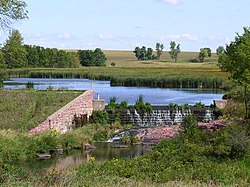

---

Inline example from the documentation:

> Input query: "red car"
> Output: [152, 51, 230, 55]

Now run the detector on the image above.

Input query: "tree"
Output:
[0, 0, 28, 30]
[155, 43, 164, 60]
[198, 48, 208, 62]
[218, 27, 250, 119]
[133, 46, 155, 60]
[78, 48, 106, 67]
[204, 47, 212, 57]
[169, 41, 181, 63]
[216, 46, 225, 56]
[2, 29, 27, 68]
[94, 48, 106, 66]
[133, 47, 141, 60]
[146, 47, 153, 60]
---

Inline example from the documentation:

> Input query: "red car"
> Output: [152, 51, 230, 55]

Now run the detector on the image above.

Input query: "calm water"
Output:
[22, 142, 149, 171]
[4, 78, 224, 105]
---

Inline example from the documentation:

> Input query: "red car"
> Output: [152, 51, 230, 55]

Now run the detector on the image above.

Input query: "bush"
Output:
[89, 110, 108, 125]
[111, 62, 116, 67]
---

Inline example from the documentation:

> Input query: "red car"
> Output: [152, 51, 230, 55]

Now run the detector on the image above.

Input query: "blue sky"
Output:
[0, 0, 249, 51]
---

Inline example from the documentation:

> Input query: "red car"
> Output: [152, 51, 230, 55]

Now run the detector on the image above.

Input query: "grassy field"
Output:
[0, 90, 82, 131]
[104, 50, 219, 67]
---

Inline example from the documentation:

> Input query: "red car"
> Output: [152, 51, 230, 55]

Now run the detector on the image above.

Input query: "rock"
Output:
[55, 148, 64, 155]
[85, 143, 96, 150]
[37, 153, 51, 159]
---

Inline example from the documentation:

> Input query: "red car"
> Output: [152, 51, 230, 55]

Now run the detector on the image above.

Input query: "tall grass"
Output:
[7, 65, 229, 89]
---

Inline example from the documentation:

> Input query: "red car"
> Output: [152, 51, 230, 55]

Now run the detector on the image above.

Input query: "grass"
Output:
[0, 90, 82, 131]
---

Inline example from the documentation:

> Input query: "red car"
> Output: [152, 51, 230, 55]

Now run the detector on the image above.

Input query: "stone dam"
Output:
[29, 90, 222, 135]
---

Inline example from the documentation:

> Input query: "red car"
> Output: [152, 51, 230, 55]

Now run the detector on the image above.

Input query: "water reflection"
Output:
[22, 142, 150, 171]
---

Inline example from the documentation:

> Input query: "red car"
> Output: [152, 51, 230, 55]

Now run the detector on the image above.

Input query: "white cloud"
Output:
[160, 0, 181, 5]
[160, 33, 198, 41]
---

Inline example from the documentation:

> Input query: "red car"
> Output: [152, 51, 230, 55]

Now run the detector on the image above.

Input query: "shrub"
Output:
[111, 62, 116, 67]
[89, 110, 108, 125]
[26, 81, 34, 89]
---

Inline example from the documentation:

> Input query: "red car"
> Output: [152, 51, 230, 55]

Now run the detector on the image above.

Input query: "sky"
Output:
[0, 0, 249, 52]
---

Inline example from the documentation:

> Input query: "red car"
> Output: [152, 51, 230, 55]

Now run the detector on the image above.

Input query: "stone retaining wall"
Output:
[28, 90, 94, 135]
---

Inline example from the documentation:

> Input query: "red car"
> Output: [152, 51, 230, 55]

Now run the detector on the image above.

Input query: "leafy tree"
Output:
[198, 48, 208, 62]
[2, 29, 27, 68]
[94, 48, 106, 66]
[23, 44, 39, 67]
[218, 27, 250, 118]
[146, 47, 153, 60]
[216, 46, 225, 56]
[78, 48, 106, 66]
[155, 43, 164, 60]
[133, 46, 156, 60]
[169, 41, 181, 63]
[0, 0, 28, 30]
[204, 47, 212, 57]
[133, 47, 141, 60]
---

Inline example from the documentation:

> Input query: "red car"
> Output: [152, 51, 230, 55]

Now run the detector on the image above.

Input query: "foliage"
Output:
[78, 48, 106, 66]
[1, 120, 250, 186]
[59, 121, 250, 187]
[133, 46, 156, 60]
[169, 41, 181, 63]
[193, 102, 205, 108]
[0, 0, 28, 30]
[218, 27, 250, 118]
[23, 45, 80, 68]
[216, 46, 225, 56]
[204, 47, 212, 57]
[155, 43, 164, 60]
[135, 95, 152, 116]
[111, 62, 116, 67]
[26, 81, 34, 89]
[0, 49, 6, 69]
[89, 110, 108, 125]
[198, 48, 209, 62]
[2, 29, 28, 68]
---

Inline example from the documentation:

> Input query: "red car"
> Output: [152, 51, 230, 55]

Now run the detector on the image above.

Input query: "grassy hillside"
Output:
[104, 50, 219, 67]
[0, 90, 82, 131]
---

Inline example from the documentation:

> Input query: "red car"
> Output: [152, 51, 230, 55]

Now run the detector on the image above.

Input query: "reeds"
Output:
[6, 67, 228, 89]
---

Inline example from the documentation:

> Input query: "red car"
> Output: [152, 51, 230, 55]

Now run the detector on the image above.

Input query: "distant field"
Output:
[64, 50, 219, 67]
[0, 90, 82, 131]
[104, 50, 219, 67]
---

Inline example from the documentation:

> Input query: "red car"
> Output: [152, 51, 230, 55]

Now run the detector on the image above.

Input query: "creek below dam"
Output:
[4, 78, 224, 105]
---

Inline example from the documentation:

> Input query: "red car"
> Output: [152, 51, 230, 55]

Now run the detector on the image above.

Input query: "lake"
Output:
[3, 78, 224, 105]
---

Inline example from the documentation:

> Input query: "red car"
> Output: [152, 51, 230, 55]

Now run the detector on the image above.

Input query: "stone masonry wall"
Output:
[28, 90, 94, 135]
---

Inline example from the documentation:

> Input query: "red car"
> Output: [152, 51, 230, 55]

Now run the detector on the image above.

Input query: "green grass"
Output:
[0, 90, 83, 131]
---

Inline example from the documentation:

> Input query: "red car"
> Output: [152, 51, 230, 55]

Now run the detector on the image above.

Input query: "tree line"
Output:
[0, 30, 107, 69]
[133, 41, 225, 63]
